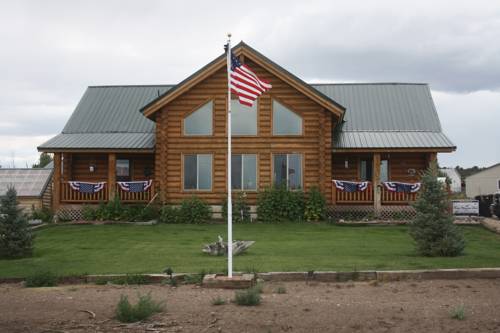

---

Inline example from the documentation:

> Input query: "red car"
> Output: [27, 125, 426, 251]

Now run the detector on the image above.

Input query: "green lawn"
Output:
[1, 224, 500, 278]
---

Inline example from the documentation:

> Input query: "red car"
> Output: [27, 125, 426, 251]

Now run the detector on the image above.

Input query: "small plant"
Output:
[222, 193, 251, 223]
[159, 206, 181, 223]
[450, 305, 465, 320]
[178, 196, 211, 224]
[275, 286, 287, 294]
[234, 287, 261, 306]
[253, 282, 264, 294]
[115, 293, 164, 323]
[211, 296, 226, 305]
[25, 270, 58, 287]
[184, 273, 204, 285]
[304, 186, 326, 222]
[81, 205, 97, 221]
[30, 206, 54, 223]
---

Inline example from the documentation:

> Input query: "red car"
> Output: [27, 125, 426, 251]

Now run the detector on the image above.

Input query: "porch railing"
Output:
[60, 181, 154, 203]
[332, 182, 374, 204]
[61, 181, 108, 203]
[381, 186, 418, 205]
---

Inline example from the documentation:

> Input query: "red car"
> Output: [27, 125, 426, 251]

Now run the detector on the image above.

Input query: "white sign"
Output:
[452, 200, 479, 215]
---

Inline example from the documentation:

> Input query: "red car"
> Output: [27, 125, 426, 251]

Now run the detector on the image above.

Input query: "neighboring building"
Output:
[38, 42, 456, 218]
[465, 163, 500, 198]
[0, 168, 53, 211]
[440, 168, 462, 193]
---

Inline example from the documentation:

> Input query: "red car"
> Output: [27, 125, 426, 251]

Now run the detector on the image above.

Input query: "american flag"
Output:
[117, 180, 153, 193]
[227, 49, 272, 107]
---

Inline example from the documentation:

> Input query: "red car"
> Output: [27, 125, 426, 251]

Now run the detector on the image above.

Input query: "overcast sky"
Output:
[0, 0, 499, 168]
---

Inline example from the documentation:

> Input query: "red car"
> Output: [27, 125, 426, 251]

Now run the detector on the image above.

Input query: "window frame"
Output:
[182, 153, 213, 191]
[497, 179, 500, 190]
[272, 152, 304, 190]
[182, 98, 215, 137]
[116, 159, 131, 181]
[228, 97, 259, 137]
[231, 153, 258, 191]
[271, 97, 304, 136]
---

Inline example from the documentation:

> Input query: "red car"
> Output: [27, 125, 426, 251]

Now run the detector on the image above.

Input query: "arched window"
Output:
[272, 100, 302, 135]
[184, 101, 213, 136]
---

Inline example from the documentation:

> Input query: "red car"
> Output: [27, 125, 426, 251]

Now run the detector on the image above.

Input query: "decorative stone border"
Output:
[3, 268, 500, 286]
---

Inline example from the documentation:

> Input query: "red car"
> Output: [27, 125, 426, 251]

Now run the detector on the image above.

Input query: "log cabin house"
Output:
[38, 42, 456, 219]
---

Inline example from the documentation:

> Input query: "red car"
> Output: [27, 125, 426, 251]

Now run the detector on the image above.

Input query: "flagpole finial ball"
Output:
[227, 33, 232, 38]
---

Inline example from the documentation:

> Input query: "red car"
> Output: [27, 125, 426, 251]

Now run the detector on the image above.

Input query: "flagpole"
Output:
[226, 33, 233, 278]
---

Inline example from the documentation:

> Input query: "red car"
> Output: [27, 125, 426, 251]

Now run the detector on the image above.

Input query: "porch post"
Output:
[53, 152, 61, 212]
[108, 153, 116, 201]
[373, 153, 381, 216]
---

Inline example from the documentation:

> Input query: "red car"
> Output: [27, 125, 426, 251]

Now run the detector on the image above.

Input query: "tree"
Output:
[32, 152, 52, 168]
[0, 187, 35, 258]
[409, 164, 465, 257]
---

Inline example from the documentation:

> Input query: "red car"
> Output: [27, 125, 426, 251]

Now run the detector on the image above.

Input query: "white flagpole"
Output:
[226, 33, 233, 278]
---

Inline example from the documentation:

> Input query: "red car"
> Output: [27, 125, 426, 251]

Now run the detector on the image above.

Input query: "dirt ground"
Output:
[1, 279, 500, 333]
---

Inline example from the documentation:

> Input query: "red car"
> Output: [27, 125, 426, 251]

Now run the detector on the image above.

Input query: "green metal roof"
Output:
[39, 81, 455, 151]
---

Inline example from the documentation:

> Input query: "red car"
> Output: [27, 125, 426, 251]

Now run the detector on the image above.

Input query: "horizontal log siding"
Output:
[155, 60, 336, 204]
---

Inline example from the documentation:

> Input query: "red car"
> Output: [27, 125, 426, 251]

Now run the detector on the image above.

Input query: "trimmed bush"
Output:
[30, 206, 54, 223]
[178, 196, 211, 224]
[115, 293, 164, 323]
[410, 164, 465, 257]
[257, 186, 305, 223]
[222, 192, 251, 223]
[25, 270, 58, 287]
[304, 186, 326, 222]
[82, 205, 97, 221]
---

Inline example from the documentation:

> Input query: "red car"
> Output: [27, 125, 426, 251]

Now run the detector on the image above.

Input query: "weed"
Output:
[275, 286, 287, 294]
[211, 296, 226, 305]
[234, 287, 261, 306]
[115, 293, 164, 323]
[25, 270, 58, 288]
[450, 305, 465, 320]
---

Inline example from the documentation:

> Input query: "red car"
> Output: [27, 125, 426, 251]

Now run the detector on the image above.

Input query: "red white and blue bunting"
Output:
[383, 181, 421, 193]
[333, 180, 369, 192]
[69, 181, 105, 194]
[117, 180, 153, 193]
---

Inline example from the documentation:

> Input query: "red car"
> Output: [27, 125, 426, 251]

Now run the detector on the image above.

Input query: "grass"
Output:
[1, 224, 500, 277]
[234, 286, 262, 306]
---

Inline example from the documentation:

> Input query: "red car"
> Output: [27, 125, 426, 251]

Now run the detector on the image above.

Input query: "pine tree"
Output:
[0, 187, 35, 258]
[409, 164, 465, 256]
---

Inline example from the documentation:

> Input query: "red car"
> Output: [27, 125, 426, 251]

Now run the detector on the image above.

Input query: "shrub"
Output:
[257, 186, 305, 223]
[82, 205, 97, 221]
[178, 196, 211, 224]
[121, 205, 159, 222]
[115, 293, 164, 323]
[409, 164, 465, 257]
[450, 305, 465, 320]
[222, 192, 251, 223]
[25, 270, 58, 287]
[234, 287, 261, 306]
[211, 296, 226, 305]
[30, 206, 54, 223]
[0, 187, 35, 258]
[304, 186, 326, 222]
[159, 206, 181, 224]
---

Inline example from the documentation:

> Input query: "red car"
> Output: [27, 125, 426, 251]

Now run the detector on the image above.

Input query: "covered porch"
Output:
[331, 151, 437, 210]
[52, 152, 156, 209]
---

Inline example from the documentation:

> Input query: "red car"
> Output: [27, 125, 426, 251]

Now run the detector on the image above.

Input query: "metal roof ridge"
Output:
[87, 84, 176, 88]
[338, 130, 442, 133]
[310, 82, 428, 86]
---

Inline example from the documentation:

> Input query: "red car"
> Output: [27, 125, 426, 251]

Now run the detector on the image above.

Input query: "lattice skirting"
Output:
[327, 205, 416, 221]
[56, 205, 94, 221]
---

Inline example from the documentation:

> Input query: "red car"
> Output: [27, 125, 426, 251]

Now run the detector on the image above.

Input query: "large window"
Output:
[273, 153, 302, 189]
[232, 154, 257, 190]
[183, 154, 212, 190]
[272, 100, 302, 135]
[184, 101, 213, 135]
[231, 99, 257, 135]
[116, 159, 130, 181]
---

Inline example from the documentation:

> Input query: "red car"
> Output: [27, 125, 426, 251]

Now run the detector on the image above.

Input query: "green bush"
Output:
[121, 205, 159, 222]
[82, 205, 97, 221]
[222, 193, 251, 223]
[257, 186, 305, 223]
[30, 206, 54, 223]
[159, 206, 181, 224]
[234, 287, 261, 306]
[304, 186, 326, 222]
[410, 164, 465, 257]
[115, 293, 164, 323]
[178, 196, 211, 224]
[25, 270, 58, 287]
